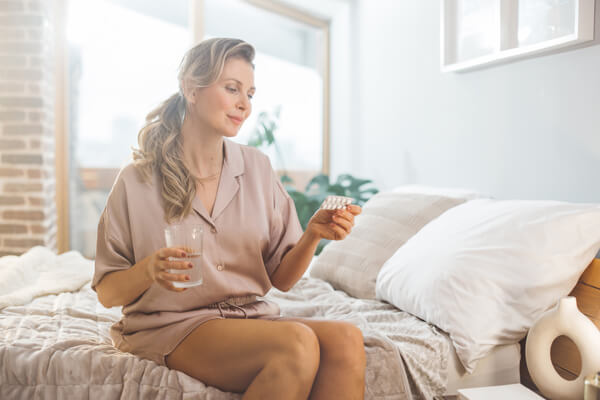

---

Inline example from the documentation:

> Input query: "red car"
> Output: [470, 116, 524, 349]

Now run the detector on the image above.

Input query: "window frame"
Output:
[440, 0, 595, 72]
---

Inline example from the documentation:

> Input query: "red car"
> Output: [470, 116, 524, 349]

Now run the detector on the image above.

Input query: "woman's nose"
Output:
[237, 96, 249, 111]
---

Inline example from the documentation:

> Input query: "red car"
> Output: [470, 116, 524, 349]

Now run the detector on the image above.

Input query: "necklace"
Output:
[194, 171, 220, 189]
[195, 171, 220, 181]
[191, 150, 224, 184]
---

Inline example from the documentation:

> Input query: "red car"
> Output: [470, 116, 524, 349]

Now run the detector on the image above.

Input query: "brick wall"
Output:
[0, 0, 56, 256]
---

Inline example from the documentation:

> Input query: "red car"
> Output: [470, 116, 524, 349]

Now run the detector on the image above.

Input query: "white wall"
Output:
[346, 0, 600, 202]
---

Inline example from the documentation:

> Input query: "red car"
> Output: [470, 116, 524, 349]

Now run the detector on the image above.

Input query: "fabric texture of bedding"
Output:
[376, 198, 600, 373]
[391, 184, 489, 200]
[0, 272, 451, 400]
[0, 246, 92, 309]
[310, 191, 467, 299]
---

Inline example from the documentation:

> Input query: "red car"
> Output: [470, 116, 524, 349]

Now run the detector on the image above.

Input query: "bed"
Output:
[1, 187, 599, 399]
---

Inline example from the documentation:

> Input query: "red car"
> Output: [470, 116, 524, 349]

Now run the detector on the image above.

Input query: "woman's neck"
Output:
[180, 115, 224, 179]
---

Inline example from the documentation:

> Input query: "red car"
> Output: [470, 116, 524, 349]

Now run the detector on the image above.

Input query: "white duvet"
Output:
[0, 248, 450, 399]
[0, 247, 93, 309]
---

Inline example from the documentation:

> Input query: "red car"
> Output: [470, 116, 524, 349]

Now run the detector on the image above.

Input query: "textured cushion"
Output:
[309, 191, 467, 299]
[392, 184, 488, 200]
[376, 198, 600, 373]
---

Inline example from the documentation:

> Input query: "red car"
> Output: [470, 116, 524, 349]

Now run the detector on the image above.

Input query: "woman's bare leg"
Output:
[166, 318, 320, 400]
[293, 319, 366, 400]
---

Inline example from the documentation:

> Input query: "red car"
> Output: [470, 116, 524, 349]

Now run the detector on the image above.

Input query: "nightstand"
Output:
[456, 383, 544, 399]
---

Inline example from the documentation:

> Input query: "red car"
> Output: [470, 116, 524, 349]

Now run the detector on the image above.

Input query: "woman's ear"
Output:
[182, 81, 196, 105]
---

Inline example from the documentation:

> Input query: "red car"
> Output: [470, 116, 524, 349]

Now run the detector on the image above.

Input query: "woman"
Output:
[93, 38, 365, 400]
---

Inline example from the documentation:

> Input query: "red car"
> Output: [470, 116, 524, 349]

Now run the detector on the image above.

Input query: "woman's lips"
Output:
[228, 115, 243, 124]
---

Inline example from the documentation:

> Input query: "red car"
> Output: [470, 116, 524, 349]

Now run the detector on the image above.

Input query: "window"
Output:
[441, 0, 595, 72]
[65, 0, 192, 258]
[56, 0, 331, 256]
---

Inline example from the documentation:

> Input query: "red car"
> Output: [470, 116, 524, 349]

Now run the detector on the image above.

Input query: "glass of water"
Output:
[164, 224, 203, 287]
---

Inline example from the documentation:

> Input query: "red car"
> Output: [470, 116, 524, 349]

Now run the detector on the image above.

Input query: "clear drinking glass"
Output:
[164, 224, 203, 288]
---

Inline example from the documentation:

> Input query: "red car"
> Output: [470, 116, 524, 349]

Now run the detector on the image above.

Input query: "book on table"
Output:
[457, 384, 544, 400]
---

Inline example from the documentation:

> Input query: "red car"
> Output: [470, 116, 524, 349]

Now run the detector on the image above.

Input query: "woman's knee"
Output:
[328, 323, 366, 371]
[274, 322, 320, 377]
[284, 322, 320, 362]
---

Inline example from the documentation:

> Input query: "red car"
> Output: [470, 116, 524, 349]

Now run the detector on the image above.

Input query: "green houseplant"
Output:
[247, 108, 378, 254]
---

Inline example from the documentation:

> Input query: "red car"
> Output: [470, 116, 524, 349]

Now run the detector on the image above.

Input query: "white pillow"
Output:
[375, 198, 600, 373]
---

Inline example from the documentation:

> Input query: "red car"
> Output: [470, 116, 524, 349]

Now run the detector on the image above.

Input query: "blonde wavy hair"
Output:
[132, 38, 255, 223]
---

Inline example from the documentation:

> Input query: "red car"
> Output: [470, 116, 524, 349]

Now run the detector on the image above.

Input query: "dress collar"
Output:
[191, 139, 245, 225]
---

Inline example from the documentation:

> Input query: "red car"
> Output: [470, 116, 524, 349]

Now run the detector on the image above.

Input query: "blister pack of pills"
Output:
[320, 195, 354, 210]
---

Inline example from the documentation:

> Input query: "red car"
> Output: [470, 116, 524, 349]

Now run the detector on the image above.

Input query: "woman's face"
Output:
[189, 57, 255, 138]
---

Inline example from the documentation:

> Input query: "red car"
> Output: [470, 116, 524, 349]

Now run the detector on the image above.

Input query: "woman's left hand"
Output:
[306, 204, 362, 241]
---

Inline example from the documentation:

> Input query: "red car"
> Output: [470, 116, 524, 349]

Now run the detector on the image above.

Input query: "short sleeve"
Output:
[91, 178, 135, 291]
[264, 172, 303, 277]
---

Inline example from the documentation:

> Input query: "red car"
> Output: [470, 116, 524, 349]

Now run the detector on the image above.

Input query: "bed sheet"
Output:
[1, 276, 451, 399]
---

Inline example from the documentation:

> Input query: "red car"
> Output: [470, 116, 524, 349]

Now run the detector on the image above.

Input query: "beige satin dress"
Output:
[92, 139, 303, 365]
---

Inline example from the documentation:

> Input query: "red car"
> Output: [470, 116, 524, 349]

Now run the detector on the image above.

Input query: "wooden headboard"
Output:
[520, 258, 600, 391]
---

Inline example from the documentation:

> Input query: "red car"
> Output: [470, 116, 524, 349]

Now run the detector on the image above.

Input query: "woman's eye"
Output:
[248, 94, 254, 100]
[226, 86, 237, 93]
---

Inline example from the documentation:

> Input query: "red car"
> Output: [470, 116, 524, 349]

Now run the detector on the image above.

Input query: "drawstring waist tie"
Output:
[207, 295, 258, 318]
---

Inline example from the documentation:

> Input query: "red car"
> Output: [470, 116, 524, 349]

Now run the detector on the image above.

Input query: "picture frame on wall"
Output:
[440, 0, 595, 72]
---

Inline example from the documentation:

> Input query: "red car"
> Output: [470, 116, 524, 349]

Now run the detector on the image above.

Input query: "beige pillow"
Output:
[309, 191, 467, 299]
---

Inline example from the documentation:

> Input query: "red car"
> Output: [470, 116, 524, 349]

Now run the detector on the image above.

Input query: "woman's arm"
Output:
[270, 230, 320, 292]
[95, 257, 153, 308]
[96, 248, 191, 308]
[271, 204, 361, 292]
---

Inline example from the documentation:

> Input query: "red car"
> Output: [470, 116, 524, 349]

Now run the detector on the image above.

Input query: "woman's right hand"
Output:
[145, 247, 192, 292]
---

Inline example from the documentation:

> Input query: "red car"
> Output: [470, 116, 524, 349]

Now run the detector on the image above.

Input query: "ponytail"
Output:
[133, 92, 195, 222]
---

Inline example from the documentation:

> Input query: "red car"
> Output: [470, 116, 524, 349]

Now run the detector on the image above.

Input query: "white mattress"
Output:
[444, 342, 521, 395]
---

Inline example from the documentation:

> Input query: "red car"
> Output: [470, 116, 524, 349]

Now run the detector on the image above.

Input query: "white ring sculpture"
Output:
[526, 297, 600, 400]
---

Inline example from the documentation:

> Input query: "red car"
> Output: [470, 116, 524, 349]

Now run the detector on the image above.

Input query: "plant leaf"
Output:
[305, 174, 330, 193]
[280, 174, 294, 184]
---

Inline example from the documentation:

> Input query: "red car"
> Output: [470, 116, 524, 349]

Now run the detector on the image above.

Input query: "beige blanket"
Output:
[0, 270, 449, 399]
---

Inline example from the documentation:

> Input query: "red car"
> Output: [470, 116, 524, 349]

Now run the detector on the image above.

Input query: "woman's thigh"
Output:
[165, 318, 318, 393]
